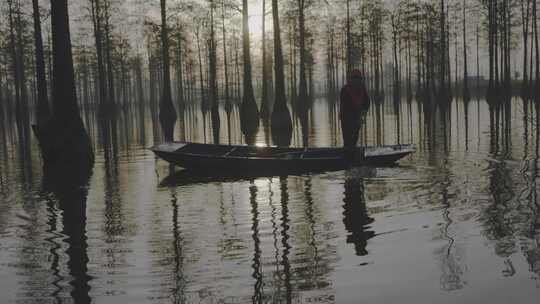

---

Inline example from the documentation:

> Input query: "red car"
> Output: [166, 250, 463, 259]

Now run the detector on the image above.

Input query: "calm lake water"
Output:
[1, 98, 540, 303]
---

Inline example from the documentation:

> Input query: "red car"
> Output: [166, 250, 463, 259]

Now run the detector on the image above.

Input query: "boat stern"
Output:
[149, 142, 188, 153]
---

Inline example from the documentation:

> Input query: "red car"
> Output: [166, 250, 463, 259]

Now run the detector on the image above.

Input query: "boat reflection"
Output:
[158, 167, 336, 188]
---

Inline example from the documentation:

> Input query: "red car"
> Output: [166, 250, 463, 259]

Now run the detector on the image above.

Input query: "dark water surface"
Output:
[1, 98, 540, 303]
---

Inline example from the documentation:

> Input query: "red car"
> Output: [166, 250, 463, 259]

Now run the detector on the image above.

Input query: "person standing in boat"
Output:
[340, 69, 370, 161]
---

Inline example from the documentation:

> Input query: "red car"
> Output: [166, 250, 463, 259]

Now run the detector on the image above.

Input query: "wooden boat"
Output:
[159, 166, 377, 187]
[150, 142, 415, 172]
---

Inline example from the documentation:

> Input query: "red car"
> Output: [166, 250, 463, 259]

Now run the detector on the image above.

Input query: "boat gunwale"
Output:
[155, 149, 414, 162]
[151, 142, 416, 161]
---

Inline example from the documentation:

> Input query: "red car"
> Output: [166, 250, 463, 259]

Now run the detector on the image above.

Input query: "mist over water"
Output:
[1, 97, 540, 303]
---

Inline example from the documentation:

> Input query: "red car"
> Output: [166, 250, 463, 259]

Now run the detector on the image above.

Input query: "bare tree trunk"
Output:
[16, 4, 29, 128]
[454, 31, 458, 90]
[298, 0, 308, 115]
[289, 26, 294, 101]
[32, 0, 51, 124]
[119, 44, 127, 107]
[0, 67, 5, 147]
[462, 0, 470, 101]
[103, 0, 116, 110]
[148, 46, 158, 129]
[209, 0, 220, 143]
[487, 0, 494, 103]
[271, 0, 292, 146]
[240, 0, 259, 142]
[135, 55, 145, 107]
[7, 0, 31, 150]
[234, 34, 241, 100]
[195, 27, 207, 113]
[476, 24, 480, 94]
[494, 0, 500, 96]
[33, 0, 94, 176]
[326, 27, 334, 97]
[297, 0, 309, 146]
[176, 31, 184, 113]
[159, 0, 177, 142]
[439, 0, 447, 99]
[261, 0, 270, 121]
[415, 15, 422, 98]
[391, 14, 400, 103]
[521, 0, 531, 98]
[291, 25, 298, 103]
[346, 0, 352, 74]
[534, 0, 540, 101]
[222, 0, 231, 113]
[90, 0, 108, 116]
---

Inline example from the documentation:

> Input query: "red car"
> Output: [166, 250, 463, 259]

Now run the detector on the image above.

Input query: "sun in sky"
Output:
[247, 1, 264, 37]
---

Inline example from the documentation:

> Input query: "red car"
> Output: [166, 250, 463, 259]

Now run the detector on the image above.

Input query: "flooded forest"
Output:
[1, 0, 540, 303]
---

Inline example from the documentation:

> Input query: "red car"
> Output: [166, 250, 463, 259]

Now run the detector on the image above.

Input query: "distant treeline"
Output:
[0, 0, 539, 148]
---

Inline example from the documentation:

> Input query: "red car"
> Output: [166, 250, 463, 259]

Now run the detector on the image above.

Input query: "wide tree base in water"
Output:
[33, 117, 94, 184]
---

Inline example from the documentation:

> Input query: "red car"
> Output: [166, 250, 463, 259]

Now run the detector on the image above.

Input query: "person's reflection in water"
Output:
[439, 173, 466, 291]
[169, 188, 187, 303]
[342, 176, 375, 256]
[43, 175, 92, 304]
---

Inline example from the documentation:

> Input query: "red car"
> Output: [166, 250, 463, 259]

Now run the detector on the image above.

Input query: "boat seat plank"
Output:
[223, 147, 238, 157]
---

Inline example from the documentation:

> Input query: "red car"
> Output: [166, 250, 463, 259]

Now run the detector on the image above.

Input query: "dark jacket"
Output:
[340, 84, 370, 121]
